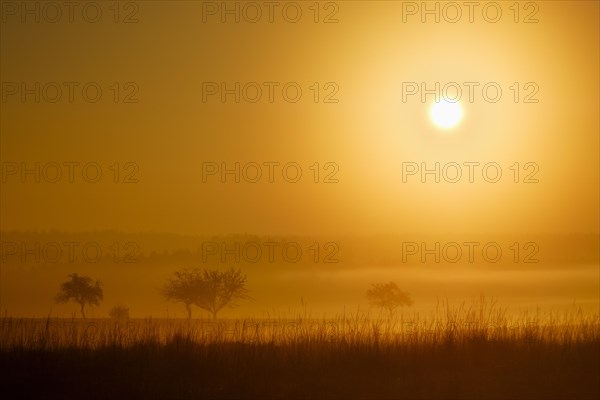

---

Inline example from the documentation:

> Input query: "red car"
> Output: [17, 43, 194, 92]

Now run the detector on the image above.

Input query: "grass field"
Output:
[1, 298, 598, 399]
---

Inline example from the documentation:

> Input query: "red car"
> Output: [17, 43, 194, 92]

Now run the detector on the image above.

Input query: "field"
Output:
[1, 298, 598, 399]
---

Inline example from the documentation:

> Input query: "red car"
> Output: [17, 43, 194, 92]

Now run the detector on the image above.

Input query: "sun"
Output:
[429, 99, 463, 129]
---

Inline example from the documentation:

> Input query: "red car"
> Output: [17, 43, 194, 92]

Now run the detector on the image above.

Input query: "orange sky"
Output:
[1, 1, 598, 237]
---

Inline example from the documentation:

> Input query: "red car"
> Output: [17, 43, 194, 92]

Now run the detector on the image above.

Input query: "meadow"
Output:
[1, 298, 598, 399]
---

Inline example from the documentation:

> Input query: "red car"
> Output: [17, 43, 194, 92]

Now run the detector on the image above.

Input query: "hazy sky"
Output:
[1, 1, 598, 237]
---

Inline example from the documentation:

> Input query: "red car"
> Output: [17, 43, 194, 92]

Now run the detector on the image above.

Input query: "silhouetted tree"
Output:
[55, 273, 103, 318]
[162, 269, 202, 319]
[366, 282, 413, 318]
[162, 268, 250, 319]
[197, 268, 251, 319]
[109, 305, 130, 320]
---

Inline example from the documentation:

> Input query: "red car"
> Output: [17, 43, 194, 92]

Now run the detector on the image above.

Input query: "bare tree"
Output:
[366, 282, 413, 318]
[55, 273, 103, 318]
[196, 268, 251, 319]
[162, 268, 251, 319]
[162, 269, 203, 319]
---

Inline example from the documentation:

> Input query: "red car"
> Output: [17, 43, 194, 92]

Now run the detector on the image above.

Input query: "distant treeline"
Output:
[1, 230, 597, 268]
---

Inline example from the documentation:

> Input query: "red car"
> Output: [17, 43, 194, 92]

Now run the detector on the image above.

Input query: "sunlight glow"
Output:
[429, 99, 463, 129]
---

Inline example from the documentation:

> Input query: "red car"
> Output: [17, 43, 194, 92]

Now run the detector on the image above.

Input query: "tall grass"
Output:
[2, 297, 597, 349]
[1, 297, 598, 399]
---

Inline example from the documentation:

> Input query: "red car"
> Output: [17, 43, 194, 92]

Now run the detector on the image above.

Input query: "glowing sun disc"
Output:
[429, 100, 463, 129]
